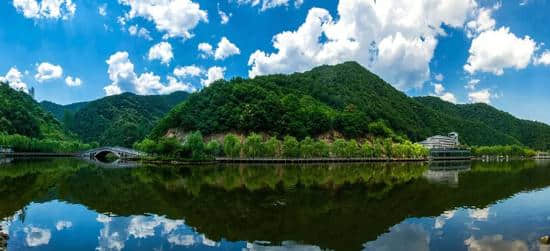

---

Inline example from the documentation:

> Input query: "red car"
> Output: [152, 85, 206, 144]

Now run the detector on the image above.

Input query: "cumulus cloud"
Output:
[65, 76, 82, 87]
[248, 0, 479, 89]
[118, 0, 208, 39]
[98, 4, 107, 16]
[128, 25, 152, 40]
[198, 43, 214, 58]
[468, 89, 493, 104]
[148, 42, 174, 65]
[104, 51, 194, 95]
[218, 4, 230, 24]
[434, 73, 444, 82]
[24, 226, 51, 247]
[465, 4, 499, 38]
[13, 0, 76, 20]
[174, 65, 202, 77]
[0, 67, 28, 92]
[431, 83, 457, 103]
[198, 38, 240, 60]
[464, 27, 536, 75]
[201, 66, 225, 87]
[35, 62, 63, 82]
[534, 50, 550, 66]
[214, 37, 241, 60]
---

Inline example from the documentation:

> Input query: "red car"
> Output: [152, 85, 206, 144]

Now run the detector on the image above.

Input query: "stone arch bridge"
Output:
[81, 147, 144, 161]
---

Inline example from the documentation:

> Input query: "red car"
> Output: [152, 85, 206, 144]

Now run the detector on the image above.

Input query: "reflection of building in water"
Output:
[423, 161, 471, 187]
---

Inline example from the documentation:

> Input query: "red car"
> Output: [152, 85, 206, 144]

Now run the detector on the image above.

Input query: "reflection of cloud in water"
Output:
[95, 213, 197, 251]
[24, 226, 52, 247]
[363, 223, 430, 251]
[201, 234, 218, 247]
[469, 208, 490, 221]
[434, 210, 456, 229]
[167, 234, 195, 246]
[245, 241, 322, 251]
[464, 235, 528, 251]
[1, 210, 22, 234]
[56, 220, 73, 231]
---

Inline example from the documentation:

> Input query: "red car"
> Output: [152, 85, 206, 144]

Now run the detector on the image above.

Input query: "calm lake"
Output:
[1, 158, 550, 251]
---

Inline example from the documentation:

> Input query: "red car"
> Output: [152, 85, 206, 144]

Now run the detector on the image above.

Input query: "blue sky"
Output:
[1, 0, 550, 124]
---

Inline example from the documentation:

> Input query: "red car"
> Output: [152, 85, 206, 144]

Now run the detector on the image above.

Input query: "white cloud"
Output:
[434, 73, 444, 82]
[201, 66, 225, 87]
[148, 42, 174, 65]
[118, 0, 208, 39]
[468, 89, 492, 104]
[431, 83, 457, 103]
[65, 76, 82, 87]
[465, 4, 499, 38]
[198, 43, 214, 58]
[98, 4, 107, 16]
[0, 67, 28, 92]
[218, 4, 230, 24]
[105, 51, 195, 95]
[174, 65, 202, 77]
[128, 25, 152, 40]
[464, 235, 528, 251]
[168, 234, 196, 246]
[464, 27, 536, 75]
[534, 50, 550, 66]
[13, 0, 76, 20]
[237, 0, 304, 11]
[199, 38, 241, 60]
[248, 0, 478, 90]
[35, 62, 63, 82]
[465, 79, 480, 90]
[56, 221, 73, 231]
[24, 226, 51, 247]
[214, 37, 241, 60]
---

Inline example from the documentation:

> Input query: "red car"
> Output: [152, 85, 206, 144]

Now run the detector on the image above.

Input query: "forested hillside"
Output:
[150, 62, 548, 149]
[415, 96, 550, 149]
[64, 91, 189, 147]
[0, 83, 67, 140]
[40, 100, 89, 121]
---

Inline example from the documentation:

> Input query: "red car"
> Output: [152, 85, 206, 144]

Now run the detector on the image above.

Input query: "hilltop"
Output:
[48, 91, 189, 147]
[150, 62, 549, 149]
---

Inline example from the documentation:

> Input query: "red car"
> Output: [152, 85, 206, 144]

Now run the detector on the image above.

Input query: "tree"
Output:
[332, 139, 348, 158]
[206, 140, 222, 157]
[282, 135, 300, 158]
[263, 136, 282, 157]
[313, 140, 330, 157]
[243, 133, 264, 158]
[184, 131, 206, 160]
[361, 142, 374, 158]
[223, 134, 241, 158]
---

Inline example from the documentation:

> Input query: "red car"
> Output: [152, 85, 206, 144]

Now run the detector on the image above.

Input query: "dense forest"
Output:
[0, 83, 92, 152]
[40, 100, 89, 121]
[150, 62, 548, 149]
[47, 91, 189, 147]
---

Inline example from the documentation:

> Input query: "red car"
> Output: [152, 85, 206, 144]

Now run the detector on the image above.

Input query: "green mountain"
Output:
[150, 62, 549, 149]
[62, 91, 189, 147]
[415, 96, 550, 149]
[0, 83, 68, 140]
[40, 100, 89, 121]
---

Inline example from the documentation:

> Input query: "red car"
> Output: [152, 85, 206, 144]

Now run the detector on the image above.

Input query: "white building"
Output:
[419, 132, 460, 149]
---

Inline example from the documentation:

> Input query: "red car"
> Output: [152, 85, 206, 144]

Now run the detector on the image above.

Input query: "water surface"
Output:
[1, 158, 550, 250]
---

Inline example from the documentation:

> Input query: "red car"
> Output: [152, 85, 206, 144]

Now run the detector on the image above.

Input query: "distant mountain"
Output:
[415, 96, 550, 150]
[150, 62, 549, 149]
[59, 91, 189, 147]
[40, 100, 89, 121]
[0, 83, 69, 140]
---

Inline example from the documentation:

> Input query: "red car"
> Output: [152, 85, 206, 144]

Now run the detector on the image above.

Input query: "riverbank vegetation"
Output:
[0, 133, 96, 152]
[471, 145, 536, 158]
[134, 131, 430, 161]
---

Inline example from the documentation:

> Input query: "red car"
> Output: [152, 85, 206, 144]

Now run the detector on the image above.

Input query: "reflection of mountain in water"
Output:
[0, 159, 548, 250]
[423, 161, 472, 187]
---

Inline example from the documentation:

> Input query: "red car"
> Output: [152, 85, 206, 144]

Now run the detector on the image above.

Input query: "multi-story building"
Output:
[419, 132, 460, 149]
